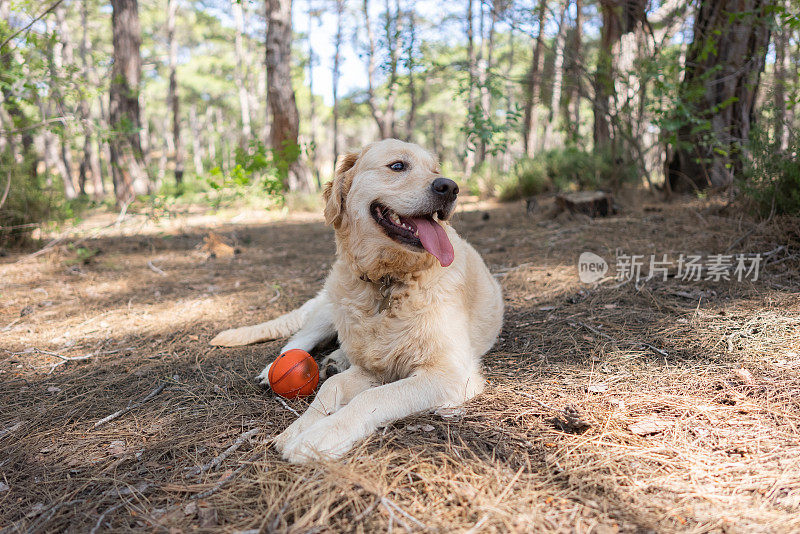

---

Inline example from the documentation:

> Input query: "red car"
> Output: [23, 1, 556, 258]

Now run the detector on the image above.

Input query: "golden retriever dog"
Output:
[211, 139, 503, 462]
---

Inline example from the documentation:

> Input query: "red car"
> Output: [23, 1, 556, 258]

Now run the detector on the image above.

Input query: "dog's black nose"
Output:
[431, 178, 459, 200]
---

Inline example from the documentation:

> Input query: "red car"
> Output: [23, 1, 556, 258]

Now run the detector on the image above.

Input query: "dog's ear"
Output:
[323, 152, 359, 228]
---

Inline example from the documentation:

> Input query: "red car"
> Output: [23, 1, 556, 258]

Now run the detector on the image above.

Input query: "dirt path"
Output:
[1, 197, 799, 532]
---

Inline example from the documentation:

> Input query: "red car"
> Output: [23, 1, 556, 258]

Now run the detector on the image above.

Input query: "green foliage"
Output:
[498, 157, 550, 201]
[647, 49, 720, 163]
[0, 153, 69, 247]
[458, 73, 522, 159]
[499, 147, 638, 201]
[741, 127, 800, 217]
[205, 140, 286, 208]
[462, 163, 506, 198]
[64, 244, 99, 266]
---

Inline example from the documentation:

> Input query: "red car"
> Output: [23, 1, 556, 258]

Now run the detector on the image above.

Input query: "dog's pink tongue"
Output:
[410, 217, 454, 267]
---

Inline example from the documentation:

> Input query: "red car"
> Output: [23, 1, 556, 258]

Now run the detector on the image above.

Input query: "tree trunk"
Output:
[265, 0, 313, 191]
[362, 0, 400, 139]
[476, 1, 496, 165]
[332, 0, 344, 176]
[382, 0, 402, 138]
[156, 116, 169, 184]
[363, 0, 382, 136]
[78, 0, 104, 199]
[501, 26, 516, 172]
[98, 93, 114, 187]
[307, 9, 321, 186]
[53, 6, 77, 199]
[592, 0, 646, 157]
[568, 0, 582, 142]
[215, 107, 230, 175]
[464, 0, 476, 176]
[523, 0, 547, 157]
[405, 7, 417, 141]
[542, 1, 568, 151]
[188, 104, 204, 176]
[233, 0, 252, 145]
[205, 106, 217, 166]
[257, 55, 270, 143]
[773, 5, 790, 151]
[593, 1, 621, 151]
[109, 0, 149, 205]
[167, 0, 184, 186]
[665, 0, 771, 192]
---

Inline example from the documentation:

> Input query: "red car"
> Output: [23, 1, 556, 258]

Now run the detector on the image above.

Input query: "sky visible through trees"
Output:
[0, 0, 798, 234]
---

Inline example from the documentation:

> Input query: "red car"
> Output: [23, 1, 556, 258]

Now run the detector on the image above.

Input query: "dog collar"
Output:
[359, 274, 395, 313]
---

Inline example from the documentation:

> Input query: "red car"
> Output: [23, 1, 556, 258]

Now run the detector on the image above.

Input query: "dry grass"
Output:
[0, 195, 798, 533]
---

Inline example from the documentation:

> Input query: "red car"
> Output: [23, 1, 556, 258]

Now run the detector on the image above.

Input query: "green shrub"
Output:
[462, 162, 506, 198]
[204, 140, 286, 209]
[499, 147, 638, 201]
[498, 157, 550, 201]
[742, 127, 800, 217]
[0, 152, 70, 247]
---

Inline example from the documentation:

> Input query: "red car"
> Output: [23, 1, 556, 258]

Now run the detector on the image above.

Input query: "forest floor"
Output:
[1, 193, 799, 533]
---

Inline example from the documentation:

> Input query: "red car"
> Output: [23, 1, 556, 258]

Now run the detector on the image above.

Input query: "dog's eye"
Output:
[388, 161, 406, 172]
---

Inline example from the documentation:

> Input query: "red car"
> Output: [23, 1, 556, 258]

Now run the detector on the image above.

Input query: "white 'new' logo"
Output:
[578, 252, 608, 283]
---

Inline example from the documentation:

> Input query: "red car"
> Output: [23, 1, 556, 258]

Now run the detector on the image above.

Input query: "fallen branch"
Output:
[19, 498, 84, 534]
[93, 382, 168, 429]
[0, 318, 21, 332]
[24, 236, 67, 259]
[571, 321, 669, 358]
[3, 347, 104, 374]
[190, 450, 260, 500]
[0, 422, 22, 439]
[187, 427, 260, 477]
[33, 347, 97, 362]
[275, 396, 300, 417]
[21, 202, 134, 262]
[147, 260, 166, 276]
[516, 391, 560, 413]
[89, 501, 126, 534]
[90, 482, 152, 534]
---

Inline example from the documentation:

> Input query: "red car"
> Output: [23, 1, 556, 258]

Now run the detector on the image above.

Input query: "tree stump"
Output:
[555, 191, 615, 218]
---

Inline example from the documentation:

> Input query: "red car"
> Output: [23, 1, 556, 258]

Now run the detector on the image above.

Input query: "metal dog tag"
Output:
[378, 276, 393, 313]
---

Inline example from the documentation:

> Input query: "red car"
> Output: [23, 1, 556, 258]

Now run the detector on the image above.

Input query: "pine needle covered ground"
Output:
[1, 196, 799, 533]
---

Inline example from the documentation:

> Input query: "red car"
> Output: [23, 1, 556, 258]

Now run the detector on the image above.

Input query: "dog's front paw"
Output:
[273, 417, 307, 454]
[210, 326, 259, 347]
[280, 419, 362, 463]
[319, 353, 350, 380]
[255, 363, 272, 386]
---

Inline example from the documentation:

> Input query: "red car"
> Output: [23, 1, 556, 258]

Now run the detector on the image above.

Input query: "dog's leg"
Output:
[254, 297, 338, 385]
[273, 363, 376, 453]
[210, 290, 331, 347]
[281, 362, 483, 463]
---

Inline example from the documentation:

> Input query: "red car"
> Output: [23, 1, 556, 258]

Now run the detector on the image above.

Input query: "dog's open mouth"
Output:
[370, 202, 455, 267]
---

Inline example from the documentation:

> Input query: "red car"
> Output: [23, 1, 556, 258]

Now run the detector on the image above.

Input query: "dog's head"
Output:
[323, 139, 459, 278]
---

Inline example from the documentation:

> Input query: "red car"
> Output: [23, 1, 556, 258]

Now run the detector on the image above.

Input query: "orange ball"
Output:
[268, 349, 319, 399]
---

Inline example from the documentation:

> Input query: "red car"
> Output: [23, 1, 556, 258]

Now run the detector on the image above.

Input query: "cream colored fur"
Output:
[211, 139, 503, 462]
